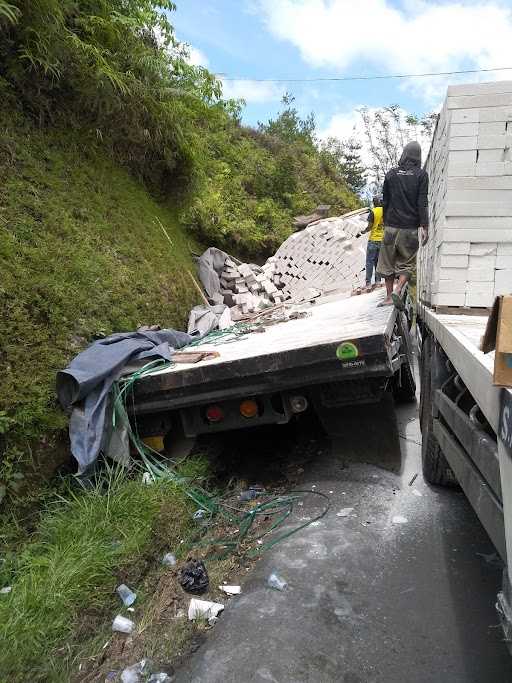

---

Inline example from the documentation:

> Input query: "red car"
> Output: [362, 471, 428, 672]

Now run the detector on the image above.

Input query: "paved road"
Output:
[176, 381, 512, 682]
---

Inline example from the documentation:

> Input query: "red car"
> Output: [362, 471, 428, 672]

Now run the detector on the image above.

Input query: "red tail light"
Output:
[206, 405, 224, 423]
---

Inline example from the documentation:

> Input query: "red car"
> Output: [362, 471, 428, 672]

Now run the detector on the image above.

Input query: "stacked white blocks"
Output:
[418, 81, 512, 308]
[215, 209, 369, 314]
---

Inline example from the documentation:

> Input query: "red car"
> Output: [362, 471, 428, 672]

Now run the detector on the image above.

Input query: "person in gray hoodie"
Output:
[377, 141, 429, 307]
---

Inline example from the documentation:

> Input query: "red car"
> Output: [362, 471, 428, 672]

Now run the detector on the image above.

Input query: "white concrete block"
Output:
[477, 149, 506, 163]
[448, 93, 512, 110]
[446, 202, 512, 217]
[448, 189, 512, 202]
[465, 290, 494, 307]
[477, 134, 512, 150]
[447, 175, 512, 190]
[495, 269, 512, 294]
[466, 280, 495, 294]
[447, 162, 476, 177]
[445, 216, 512, 229]
[451, 108, 480, 124]
[469, 243, 496, 256]
[480, 106, 512, 122]
[433, 280, 467, 293]
[449, 136, 478, 151]
[448, 82, 512, 97]
[479, 121, 507, 135]
[496, 254, 512, 268]
[439, 242, 470, 255]
[443, 229, 512, 242]
[469, 254, 496, 269]
[467, 268, 495, 282]
[437, 267, 469, 281]
[450, 123, 479, 137]
[433, 292, 466, 306]
[439, 254, 468, 269]
[497, 243, 512, 255]
[448, 150, 477, 164]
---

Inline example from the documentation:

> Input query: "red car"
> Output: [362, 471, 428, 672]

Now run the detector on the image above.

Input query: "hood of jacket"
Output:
[399, 141, 422, 169]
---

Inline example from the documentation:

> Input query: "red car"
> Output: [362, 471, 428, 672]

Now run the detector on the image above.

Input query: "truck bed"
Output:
[132, 288, 399, 414]
[420, 306, 500, 431]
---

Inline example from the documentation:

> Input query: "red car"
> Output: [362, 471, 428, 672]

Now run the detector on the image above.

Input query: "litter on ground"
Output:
[188, 598, 225, 621]
[162, 552, 177, 566]
[179, 559, 209, 595]
[267, 572, 288, 591]
[116, 583, 136, 607]
[112, 615, 135, 634]
[219, 585, 242, 595]
[392, 516, 409, 525]
[336, 507, 355, 517]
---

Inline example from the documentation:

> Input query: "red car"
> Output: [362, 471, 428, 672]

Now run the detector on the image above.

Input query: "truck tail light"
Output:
[206, 405, 224, 423]
[240, 399, 258, 418]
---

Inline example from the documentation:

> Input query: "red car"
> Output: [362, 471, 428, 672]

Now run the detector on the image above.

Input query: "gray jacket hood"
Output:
[399, 141, 422, 169]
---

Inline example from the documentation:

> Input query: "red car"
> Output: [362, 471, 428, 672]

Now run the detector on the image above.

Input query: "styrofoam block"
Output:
[439, 254, 468, 268]
[467, 268, 494, 282]
[469, 253, 496, 269]
[449, 136, 477, 151]
[497, 243, 512, 255]
[451, 108, 480, 124]
[469, 243, 496, 256]
[439, 242, 470, 255]
[450, 123, 479, 137]
[477, 149, 506, 163]
[433, 292, 466, 306]
[465, 290, 494, 307]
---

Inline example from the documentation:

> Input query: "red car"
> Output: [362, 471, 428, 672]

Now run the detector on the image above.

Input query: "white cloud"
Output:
[187, 46, 210, 68]
[220, 79, 284, 103]
[259, 0, 512, 102]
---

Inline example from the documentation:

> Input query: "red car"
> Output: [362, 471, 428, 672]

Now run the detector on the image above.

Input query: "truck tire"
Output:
[420, 334, 456, 487]
[392, 312, 416, 403]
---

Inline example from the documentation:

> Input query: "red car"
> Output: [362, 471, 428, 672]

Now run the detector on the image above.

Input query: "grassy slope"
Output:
[0, 106, 197, 462]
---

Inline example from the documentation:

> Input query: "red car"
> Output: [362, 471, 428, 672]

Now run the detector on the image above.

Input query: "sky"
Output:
[169, 0, 512, 143]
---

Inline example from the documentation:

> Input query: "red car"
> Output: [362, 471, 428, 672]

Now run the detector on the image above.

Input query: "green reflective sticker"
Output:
[336, 342, 359, 360]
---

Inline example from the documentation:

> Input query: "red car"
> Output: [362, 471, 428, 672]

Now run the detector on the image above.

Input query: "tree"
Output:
[358, 105, 437, 190]
[320, 136, 366, 195]
[259, 93, 316, 146]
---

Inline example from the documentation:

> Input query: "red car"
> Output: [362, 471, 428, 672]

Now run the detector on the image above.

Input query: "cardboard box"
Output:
[481, 295, 512, 386]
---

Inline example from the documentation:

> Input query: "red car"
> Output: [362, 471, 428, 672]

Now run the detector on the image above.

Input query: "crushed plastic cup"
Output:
[188, 598, 224, 621]
[148, 675, 172, 683]
[219, 585, 241, 595]
[267, 571, 287, 591]
[112, 614, 135, 634]
[117, 583, 136, 607]
[193, 509, 208, 520]
[336, 507, 354, 518]
[0, 586, 12, 595]
[162, 552, 177, 567]
[120, 659, 151, 683]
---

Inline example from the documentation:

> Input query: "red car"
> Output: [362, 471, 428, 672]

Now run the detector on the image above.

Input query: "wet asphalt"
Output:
[175, 371, 512, 682]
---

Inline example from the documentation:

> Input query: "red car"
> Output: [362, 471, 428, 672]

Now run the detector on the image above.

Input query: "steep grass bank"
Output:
[0, 106, 198, 485]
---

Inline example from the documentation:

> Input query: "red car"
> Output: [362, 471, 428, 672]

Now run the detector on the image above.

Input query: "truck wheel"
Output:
[420, 335, 456, 487]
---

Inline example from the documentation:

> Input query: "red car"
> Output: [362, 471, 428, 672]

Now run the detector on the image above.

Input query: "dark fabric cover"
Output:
[57, 329, 191, 472]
